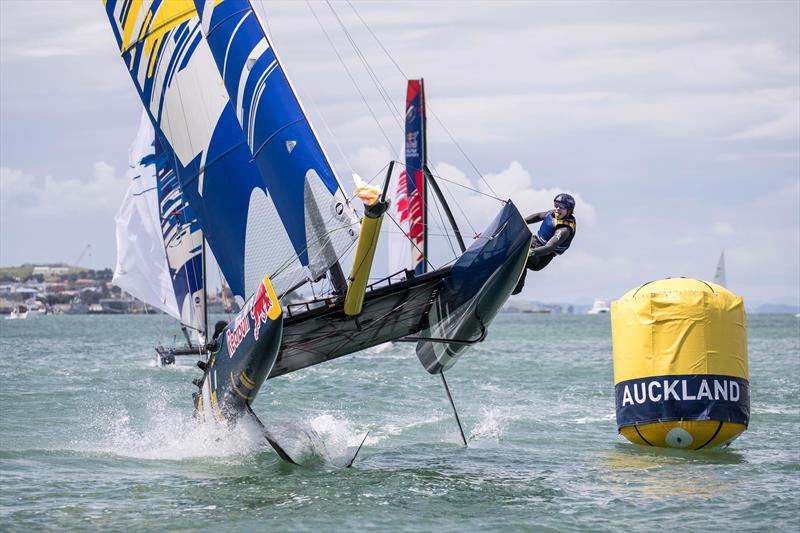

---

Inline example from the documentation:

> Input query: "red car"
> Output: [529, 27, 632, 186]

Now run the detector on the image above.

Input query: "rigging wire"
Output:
[385, 211, 438, 272]
[256, 1, 357, 179]
[327, 0, 469, 259]
[394, 160, 502, 203]
[344, 0, 501, 199]
[285, 3, 497, 279]
[430, 162, 479, 236]
[428, 185, 458, 259]
[324, 0, 404, 133]
[306, 1, 398, 160]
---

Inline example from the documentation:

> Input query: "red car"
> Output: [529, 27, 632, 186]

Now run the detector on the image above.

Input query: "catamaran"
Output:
[103, 0, 532, 463]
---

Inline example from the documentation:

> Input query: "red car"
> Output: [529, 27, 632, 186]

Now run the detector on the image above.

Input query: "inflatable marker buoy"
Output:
[611, 278, 749, 450]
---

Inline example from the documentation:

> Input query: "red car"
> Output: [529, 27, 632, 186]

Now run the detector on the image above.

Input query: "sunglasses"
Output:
[554, 203, 569, 210]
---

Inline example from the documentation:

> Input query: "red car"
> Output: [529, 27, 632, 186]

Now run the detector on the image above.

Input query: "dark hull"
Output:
[195, 279, 283, 423]
[415, 201, 532, 373]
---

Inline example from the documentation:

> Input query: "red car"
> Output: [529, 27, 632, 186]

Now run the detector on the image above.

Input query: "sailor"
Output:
[512, 193, 577, 295]
[203, 320, 228, 352]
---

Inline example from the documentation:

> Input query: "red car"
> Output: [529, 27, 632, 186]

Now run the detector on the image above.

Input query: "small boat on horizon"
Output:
[587, 298, 611, 314]
[6, 305, 28, 320]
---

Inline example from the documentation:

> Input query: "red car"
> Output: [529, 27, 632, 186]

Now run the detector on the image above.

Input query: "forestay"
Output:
[195, 0, 358, 289]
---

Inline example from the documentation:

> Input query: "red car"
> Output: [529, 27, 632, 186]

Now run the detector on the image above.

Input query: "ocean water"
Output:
[1, 313, 798, 532]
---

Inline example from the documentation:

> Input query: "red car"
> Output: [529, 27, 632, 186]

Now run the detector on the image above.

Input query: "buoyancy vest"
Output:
[536, 210, 576, 255]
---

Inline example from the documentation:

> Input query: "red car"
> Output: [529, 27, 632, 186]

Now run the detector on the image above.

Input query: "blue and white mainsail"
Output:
[113, 112, 205, 335]
[195, 0, 358, 286]
[103, 0, 357, 300]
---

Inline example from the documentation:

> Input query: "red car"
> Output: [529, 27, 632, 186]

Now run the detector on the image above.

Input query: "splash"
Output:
[273, 413, 373, 467]
[467, 406, 508, 446]
[71, 387, 264, 462]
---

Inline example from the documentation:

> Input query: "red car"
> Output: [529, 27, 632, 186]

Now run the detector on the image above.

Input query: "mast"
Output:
[202, 237, 208, 342]
[404, 79, 427, 276]
[421, 78, 428, 274]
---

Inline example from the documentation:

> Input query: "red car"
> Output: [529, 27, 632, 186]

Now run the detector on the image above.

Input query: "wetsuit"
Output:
[512, 210, 576, 294]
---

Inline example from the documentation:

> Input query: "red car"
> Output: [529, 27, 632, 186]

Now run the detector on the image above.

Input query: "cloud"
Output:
[348, 145, 394, 185]
[717, 151, 799, 161]
[424, 159, 595, 237]
[0, 163, 126, 216]
[0, 1, 110, 62]
[712, 222, 735, 236]
[728, 112, 800, 140]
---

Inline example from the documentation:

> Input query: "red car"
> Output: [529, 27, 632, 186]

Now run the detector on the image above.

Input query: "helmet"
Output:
[554, 193, 575, 211]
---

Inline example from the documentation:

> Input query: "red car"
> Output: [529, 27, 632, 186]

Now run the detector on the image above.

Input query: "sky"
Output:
[0, 1, 798, 307]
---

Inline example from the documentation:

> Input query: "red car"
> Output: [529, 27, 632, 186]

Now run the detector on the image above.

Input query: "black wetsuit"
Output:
[512, 211, 575, 294]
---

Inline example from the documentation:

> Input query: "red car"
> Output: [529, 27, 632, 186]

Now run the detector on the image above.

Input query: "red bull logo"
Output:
[250, 281, 273, 341]
[225, 310, 250, 357]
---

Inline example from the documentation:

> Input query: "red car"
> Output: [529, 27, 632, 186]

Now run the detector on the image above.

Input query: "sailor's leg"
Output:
[528, 253, 555, 271]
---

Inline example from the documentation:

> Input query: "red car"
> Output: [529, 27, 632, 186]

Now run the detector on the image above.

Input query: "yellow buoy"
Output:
[611, 278, 749, 450]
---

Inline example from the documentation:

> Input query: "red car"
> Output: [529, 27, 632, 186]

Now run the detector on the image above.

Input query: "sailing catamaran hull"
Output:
[271, 201, 532, 378]
[195, 276, 282, 423]
[415, 201, 533, 373]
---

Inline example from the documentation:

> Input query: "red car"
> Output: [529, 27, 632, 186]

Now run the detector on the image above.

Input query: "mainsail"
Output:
[113, 112, 205, 334]
[403, 80, 427, 274]
[195, 0, 358, 291]
[103, 0, 356, 300]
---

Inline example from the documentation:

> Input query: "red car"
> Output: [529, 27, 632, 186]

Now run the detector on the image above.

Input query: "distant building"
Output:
[32, 266, 70, 277]
[14, 287, 39, 297]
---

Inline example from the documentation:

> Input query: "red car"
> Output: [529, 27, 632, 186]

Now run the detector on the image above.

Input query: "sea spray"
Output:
[468, 407, 509, 446]
[71, 386, 264, 462]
